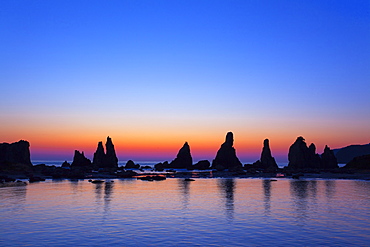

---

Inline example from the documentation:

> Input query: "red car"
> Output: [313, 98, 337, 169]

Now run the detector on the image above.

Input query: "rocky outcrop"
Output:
[169, 142, 193, 169]
[0, 140, 32, 171]
[344, 154, 370, 170]
[288, 137, 338, 170]
[287, 137, 322, 170]
[191, 160, 211, 170]
[61, 161, 71, 168]
[321, 145, 338, 169]
[154, 161, 169, 171]
[259, 139, 278, 171]
[125, 160, 140, 169]
[212, 132, 243, 171]
[71, 150, 91, 167]
[92, 137, 118, 169]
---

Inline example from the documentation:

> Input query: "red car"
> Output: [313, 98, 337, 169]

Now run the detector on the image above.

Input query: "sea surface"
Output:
[1, 178, 369, 246]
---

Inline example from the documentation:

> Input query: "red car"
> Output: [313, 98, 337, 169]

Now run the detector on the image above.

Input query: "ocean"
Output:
[0, 178, 369, 246]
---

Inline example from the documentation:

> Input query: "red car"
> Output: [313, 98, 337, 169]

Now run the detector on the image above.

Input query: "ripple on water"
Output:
[0, 179, 369, 246]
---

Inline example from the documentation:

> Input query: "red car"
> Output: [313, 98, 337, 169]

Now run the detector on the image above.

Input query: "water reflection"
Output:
[262, 180, 272, 215]
[290, 180, 318, 223]
[324, 180, 336, 199]
[178, 179, 191, 210]
[0, 186, 27, 213]
[218, 179, 235, 220]
[94, 182, 114, 214]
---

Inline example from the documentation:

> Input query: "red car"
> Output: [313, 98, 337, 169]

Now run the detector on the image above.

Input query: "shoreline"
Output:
[2, 169, 370, 182]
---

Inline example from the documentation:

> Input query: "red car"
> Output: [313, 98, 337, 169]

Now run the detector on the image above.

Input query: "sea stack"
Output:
[93, 142, 105, 168]
[105, 136, 118, 168]
[212, 132, 243, 171]
[287, 136, 324, 170]
[169, 142, 193, 169]
[71, 150, 91, 167]
[92, 136, 118, 169]
[260, 139, 278, 171]
[321, 145, 338, 169]
[0, 140, 33, 171]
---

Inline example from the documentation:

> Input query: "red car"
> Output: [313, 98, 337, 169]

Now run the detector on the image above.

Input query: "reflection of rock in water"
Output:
[325, 180, 336, 199]
[290, 180, 318, 223]
[262, 180, 272, 215]
[104, 182, 114, 213]
[218, 179, 235, 220]
[178, 179, 191, 209]
[94, 182, 114, 214]
[95, 183, 103, 201]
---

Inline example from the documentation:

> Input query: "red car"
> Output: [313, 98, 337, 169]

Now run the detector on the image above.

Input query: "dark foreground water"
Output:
[1, 178, 369, 246]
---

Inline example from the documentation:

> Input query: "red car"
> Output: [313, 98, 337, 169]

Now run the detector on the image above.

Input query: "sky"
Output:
[1, 0, 369, 163]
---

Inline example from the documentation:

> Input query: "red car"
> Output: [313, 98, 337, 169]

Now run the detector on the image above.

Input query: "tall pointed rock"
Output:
[212, 132, 243, 171]
[105, 136, 118, 168]
[169, 142, 193, 169]
[93, 141, 105, 168]
[260, 139, 278, 170]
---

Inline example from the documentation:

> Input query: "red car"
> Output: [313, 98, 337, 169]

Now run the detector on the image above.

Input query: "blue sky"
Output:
[1, 0, 369, 162]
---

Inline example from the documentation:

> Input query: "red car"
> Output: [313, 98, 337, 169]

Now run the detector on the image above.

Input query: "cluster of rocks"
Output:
[71, 136, 118, 170]
[1, 133, 369, 180]
[286, 136, 338, 171]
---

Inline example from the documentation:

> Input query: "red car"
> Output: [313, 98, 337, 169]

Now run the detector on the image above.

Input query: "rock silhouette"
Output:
[321, 145, 338, 169]
[61, 161, 71, 168]
[71, 150, 91, 167]
[92, 137, 118, 169]
[93, 141, 105, 168]
[212, 132, 243, 171]
[192, 160, 211, 170]
[125, 160, 140, 169]
[105, 136, 118, 168]
[260, 139, 278, 171]
[287, 137, 338, 170]
[169, 142, 193, 169]
[0, 140, 32, 171]
[288, 137, 320, 169]
[344, 154, 370, 170]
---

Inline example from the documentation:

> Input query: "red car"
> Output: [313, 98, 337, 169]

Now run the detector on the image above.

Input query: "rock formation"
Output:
[288, 137, 339, 170]
[105, 136, 118, 168]
[71, 150, 91, 167]
[212, 132, 243, 171]
[344, 154, 370, 170]
[92, 137, 118, 169]
[125, 160, 140, 169]
[287, 137, 321, 170]
[61, 161, 71, 168]
[191, 160, 211, 170]
[0, 140, 32, 170]
[93, 142, 105, 168]
[321, 145, 338, 169]
[259, 139, 278, 171]
[169, 142, 193, 169]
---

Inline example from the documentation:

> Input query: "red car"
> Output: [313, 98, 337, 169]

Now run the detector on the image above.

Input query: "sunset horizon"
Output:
[2, 1, 368, 166]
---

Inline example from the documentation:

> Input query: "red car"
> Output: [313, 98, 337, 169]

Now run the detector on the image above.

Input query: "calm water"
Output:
[1, 178, 369, 246]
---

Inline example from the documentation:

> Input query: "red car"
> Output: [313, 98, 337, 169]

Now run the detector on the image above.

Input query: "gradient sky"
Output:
[1, 0, 369, 163]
